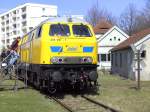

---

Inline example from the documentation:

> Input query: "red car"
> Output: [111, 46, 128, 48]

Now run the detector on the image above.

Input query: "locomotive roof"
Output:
[41, 17, 88, 24]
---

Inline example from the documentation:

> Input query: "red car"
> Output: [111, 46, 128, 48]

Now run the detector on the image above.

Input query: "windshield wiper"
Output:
[58, 23, 66, 36]
[78, 24, 89, 37]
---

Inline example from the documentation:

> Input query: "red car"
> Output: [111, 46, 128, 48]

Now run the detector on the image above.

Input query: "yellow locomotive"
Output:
[18, 17, 98, 93]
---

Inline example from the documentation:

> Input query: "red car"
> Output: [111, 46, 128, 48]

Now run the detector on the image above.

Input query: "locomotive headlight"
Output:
[81, 57, 93, 63]
[51, 57, 64, 64]
[51, 57, 58, 63]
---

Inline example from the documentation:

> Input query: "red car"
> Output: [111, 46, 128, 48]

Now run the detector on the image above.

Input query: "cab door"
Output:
[29, 31, 35, 63]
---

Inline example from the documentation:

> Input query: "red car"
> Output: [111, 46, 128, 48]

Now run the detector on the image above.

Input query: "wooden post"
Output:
[137, 50, 141, 90]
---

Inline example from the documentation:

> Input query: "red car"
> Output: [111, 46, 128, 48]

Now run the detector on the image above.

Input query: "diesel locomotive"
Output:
[18, 17, 98, 93]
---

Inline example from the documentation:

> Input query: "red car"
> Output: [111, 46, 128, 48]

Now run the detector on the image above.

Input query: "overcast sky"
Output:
[0, 0, 146, 17]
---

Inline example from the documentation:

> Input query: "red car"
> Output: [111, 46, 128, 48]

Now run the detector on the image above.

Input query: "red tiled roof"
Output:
[111, 28, 150, 51]
[93, 20, 113, 34]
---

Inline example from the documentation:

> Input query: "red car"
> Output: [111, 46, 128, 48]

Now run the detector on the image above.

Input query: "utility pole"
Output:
[96, 0, 100, 9]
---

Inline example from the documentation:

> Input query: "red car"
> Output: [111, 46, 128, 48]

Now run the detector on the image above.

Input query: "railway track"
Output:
[48, 96, 74, 112]
[81, 95, 120, 112]
[48, 95, 120, 112]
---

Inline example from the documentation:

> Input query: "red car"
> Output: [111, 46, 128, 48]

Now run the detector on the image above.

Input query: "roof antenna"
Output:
[68, 16, 72, 22]
[65, 10, 72, 22]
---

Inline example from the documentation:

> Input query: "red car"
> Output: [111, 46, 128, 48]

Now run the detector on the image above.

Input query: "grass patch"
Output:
[88, 72, 150, 112]
[0, 80, 66, 112]
[0, 73, 150, 112]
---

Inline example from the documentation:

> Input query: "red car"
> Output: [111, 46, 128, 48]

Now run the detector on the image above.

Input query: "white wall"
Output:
[27, 5, 57, 29]
[27, 6, 57, 18]
[97, 47, 112, 69]
[99, 28, 128, 47]
[0, 40, 5, 53]
[97, 27, 129, 70]
[95, 34, 103, 40]
[0, 3, 58, 47]
[134, 39, 150, 81]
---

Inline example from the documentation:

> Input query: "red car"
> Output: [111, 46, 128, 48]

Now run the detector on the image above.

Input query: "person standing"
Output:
[7, 37, 21, 67]
[0, 50, 6, 61]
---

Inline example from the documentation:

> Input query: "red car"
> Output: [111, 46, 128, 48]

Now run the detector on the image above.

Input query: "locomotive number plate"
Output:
[67, 46, 78, 52]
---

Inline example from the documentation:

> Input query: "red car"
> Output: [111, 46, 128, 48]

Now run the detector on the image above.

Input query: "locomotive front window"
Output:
[72, 25, 92, 37]
[50, 24, 70, 36]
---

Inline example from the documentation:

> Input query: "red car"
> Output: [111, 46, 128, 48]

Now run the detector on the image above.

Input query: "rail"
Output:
[82, 95, 120, 112]
[48, 96, 74, 112]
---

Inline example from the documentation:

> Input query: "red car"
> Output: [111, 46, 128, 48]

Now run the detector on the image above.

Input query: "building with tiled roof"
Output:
[94, 20, 113, 35]
[111, 28, 150, 81]
[111, 28, 150, 51]
[93, 20, 129, 70]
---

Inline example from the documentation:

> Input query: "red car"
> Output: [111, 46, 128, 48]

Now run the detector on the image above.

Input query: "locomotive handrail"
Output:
[0, 52, 12, 65]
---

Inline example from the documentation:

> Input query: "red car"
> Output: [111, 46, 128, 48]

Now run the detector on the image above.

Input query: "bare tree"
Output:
[129, 0, 150, 32]
[119, 4, 139, 35]
[140, 0, 150, 28]
[85, 4, 116, 26]
[85, 4, 101, 26]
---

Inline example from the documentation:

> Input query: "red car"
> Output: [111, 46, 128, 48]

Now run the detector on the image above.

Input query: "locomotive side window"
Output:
[49, 24, 70, 36]
[28, 32, 34, 41]
[72, 25, 92, 37]
[36, 26, 42, 38]
[27, 33, 32, 41]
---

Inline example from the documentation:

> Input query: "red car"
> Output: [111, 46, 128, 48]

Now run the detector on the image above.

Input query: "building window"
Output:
[13, 31, 17, 35]
[110, 38, 112, 41]
[115, 53, 118, 66]
[13, 10, 16, 14]
[42, 8, 45, 11]
[118, 38, 120, 41]
[97, 54, 100, 62]
[16, 10, 19, 14]
[101, 54, 106, 61]
[17, 17, 20, 20]
[120, 53, 122, 67]
[22, 21, 27, 26]
[108, 53, 111, 61]
[112, 54, 114, 66]
[6, 20, 9, 24]
[114, 36, 116, 40]
[22, 29, 27, 34]
[7, 39, 10, 43]
[141, 50, 146, 58]
[22, 7, 26, 12]
[6, 14, 9, 17]
[99, 54, 111, 62]
[13, 24, 16, 28]
[22, 14, 26, 19]
[2, 16, 4, 20]
[29, 27, 33, 30]
[13, 38, 16, 41]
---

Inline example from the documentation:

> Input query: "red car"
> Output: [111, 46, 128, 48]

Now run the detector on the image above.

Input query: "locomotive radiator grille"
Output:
[64, 57, 81, 64]
[51, 57, 93, 64]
